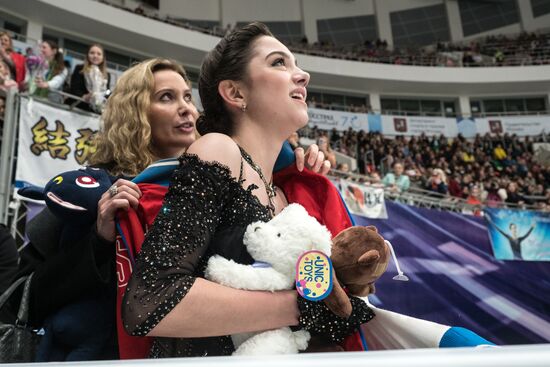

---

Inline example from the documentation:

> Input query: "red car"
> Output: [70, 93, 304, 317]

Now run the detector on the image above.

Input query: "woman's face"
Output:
[148, 69, 199, 159]
[88, 46, 104, 66]
[241, 36, 310, 134]
[40, 42, 56, 61]
[0, 62, 8, 77]
[318, 137, 328, 151]
[0, 35, 11, 49]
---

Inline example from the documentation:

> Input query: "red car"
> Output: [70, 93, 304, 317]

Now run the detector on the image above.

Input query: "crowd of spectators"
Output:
[0, 30, 110, 112]
[3, 3, 549, 213]
[97, 0, 550, 68]
[288, 31, 550, 67]
[304, 126, 550, 213]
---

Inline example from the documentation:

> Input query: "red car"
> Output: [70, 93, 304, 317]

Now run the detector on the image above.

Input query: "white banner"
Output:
[381, 115, 458, 136]
[339, 179, 388, 219]
[308, 107, 369, 132]
[15, 97, 101, 188]
[474, 115, 550, 136]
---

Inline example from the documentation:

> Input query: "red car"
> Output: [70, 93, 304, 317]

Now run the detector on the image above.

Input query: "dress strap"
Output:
[238, 154, 244, 183]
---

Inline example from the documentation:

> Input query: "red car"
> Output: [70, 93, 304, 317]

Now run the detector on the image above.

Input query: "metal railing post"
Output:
[0, 89, 19, 224]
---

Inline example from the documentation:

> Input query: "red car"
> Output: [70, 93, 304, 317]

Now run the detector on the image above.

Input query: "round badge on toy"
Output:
[296, 250, 333, 301]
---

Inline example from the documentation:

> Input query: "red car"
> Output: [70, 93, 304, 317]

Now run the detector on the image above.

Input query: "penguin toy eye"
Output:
[75, 176, 100, 188]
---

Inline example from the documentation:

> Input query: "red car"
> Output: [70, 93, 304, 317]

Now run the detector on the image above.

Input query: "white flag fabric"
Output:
[339, 179, 388, 219]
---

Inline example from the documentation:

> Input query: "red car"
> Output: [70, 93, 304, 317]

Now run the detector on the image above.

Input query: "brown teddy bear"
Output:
[304, 225, 390, 352]
[324, 225, 390, 318]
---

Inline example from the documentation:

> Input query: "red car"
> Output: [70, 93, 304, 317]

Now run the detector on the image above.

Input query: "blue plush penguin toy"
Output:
[18, 167, 115, 361]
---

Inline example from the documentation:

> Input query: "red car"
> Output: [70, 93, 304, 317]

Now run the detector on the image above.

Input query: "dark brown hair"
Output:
[43, 40, 66, 77]
[197, 22, 273, 136]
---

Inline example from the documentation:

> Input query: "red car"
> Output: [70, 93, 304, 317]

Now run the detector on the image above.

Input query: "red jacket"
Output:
[10, 51, 26, 88]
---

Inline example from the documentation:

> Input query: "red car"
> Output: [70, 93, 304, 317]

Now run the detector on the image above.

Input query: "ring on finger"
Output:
[109, 184, 118, 198]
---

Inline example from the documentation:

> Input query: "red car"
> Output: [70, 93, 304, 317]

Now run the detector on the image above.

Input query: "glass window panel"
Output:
[504, 99, 525, 112]
[323, 93, 345, 105]
[532, 0, 550, 17]
[525, 97, 547, 111]
[421, 100, 442, 114]
[346, 96, 368, 107]
[381, 99, 399, 110]
[470, 100, 481, 113]
[400, 99, 421, 112]
[459, 0, 519, 36]
[4, 21, 21, 35]
[391, 4, 449, 46]
[483, 99, 505, 113]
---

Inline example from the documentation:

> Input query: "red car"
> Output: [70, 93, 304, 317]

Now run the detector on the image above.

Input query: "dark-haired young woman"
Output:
[32, 40, 68, 103]
[123, 22, 373, 358]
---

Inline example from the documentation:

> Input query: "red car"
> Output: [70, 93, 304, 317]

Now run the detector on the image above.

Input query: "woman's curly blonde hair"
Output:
[89, 58, 191, 176]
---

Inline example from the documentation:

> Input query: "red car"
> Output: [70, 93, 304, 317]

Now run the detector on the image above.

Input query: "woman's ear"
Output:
[218, 80, 246, 112]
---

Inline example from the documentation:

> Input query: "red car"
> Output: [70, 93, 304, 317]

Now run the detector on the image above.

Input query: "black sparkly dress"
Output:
[122, 154, 271, 358]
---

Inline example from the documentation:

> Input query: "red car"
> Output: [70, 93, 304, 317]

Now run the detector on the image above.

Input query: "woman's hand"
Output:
[297, 294, 375, 343]
[35, 76, 49, 89]
[294, 144, 331, 175]
[96, 179, 142, 242]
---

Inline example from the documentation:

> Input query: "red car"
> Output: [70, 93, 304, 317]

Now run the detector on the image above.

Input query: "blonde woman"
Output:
[67, 44, 110, 112]
[0, 31, 26, 87]
[318, 135, 337, 168]
[426, 168, 448, 195]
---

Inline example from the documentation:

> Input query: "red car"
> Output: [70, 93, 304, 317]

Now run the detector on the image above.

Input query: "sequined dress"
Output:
[122, 154, 271, 358]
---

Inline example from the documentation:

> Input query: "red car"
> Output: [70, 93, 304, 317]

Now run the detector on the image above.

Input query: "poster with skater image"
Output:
[485, 208, 550, 261]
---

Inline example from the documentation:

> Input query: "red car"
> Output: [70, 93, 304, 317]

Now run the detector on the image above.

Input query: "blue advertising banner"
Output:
[485, 208, 549, 261]
[354, 201, 550, 345]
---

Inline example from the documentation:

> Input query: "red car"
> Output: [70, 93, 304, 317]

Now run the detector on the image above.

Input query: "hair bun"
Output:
[197, 115, 213, 135]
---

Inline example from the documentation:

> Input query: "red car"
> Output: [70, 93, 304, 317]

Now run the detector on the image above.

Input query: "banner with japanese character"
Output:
[15, 97, 100, 188]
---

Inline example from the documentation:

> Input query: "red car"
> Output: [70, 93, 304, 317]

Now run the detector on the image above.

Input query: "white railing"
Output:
[7, 344, 550, 367]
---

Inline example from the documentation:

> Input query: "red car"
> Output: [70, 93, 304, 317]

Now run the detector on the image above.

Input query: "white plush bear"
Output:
[205, 203, 333, 355]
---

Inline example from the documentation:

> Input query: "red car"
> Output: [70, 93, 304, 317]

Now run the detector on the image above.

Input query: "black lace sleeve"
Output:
[122, 154, 239, 336]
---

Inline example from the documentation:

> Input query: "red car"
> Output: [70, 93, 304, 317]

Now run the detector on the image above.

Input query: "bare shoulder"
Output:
[186, 133, 241, 179]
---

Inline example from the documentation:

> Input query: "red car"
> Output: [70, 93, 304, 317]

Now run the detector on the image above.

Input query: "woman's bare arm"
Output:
[148, 278, 298, 337]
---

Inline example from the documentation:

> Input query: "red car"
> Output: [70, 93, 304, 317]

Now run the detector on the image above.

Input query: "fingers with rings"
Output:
[96, 179, 142, 241]
[109, 184, 118, 198]
[100, 179, 142, 209]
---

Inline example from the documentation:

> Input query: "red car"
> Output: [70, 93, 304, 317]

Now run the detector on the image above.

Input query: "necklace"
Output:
[238, 145, 276, 217]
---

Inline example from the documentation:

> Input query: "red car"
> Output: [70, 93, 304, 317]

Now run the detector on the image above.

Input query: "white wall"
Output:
[445, 0, 463, 41]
